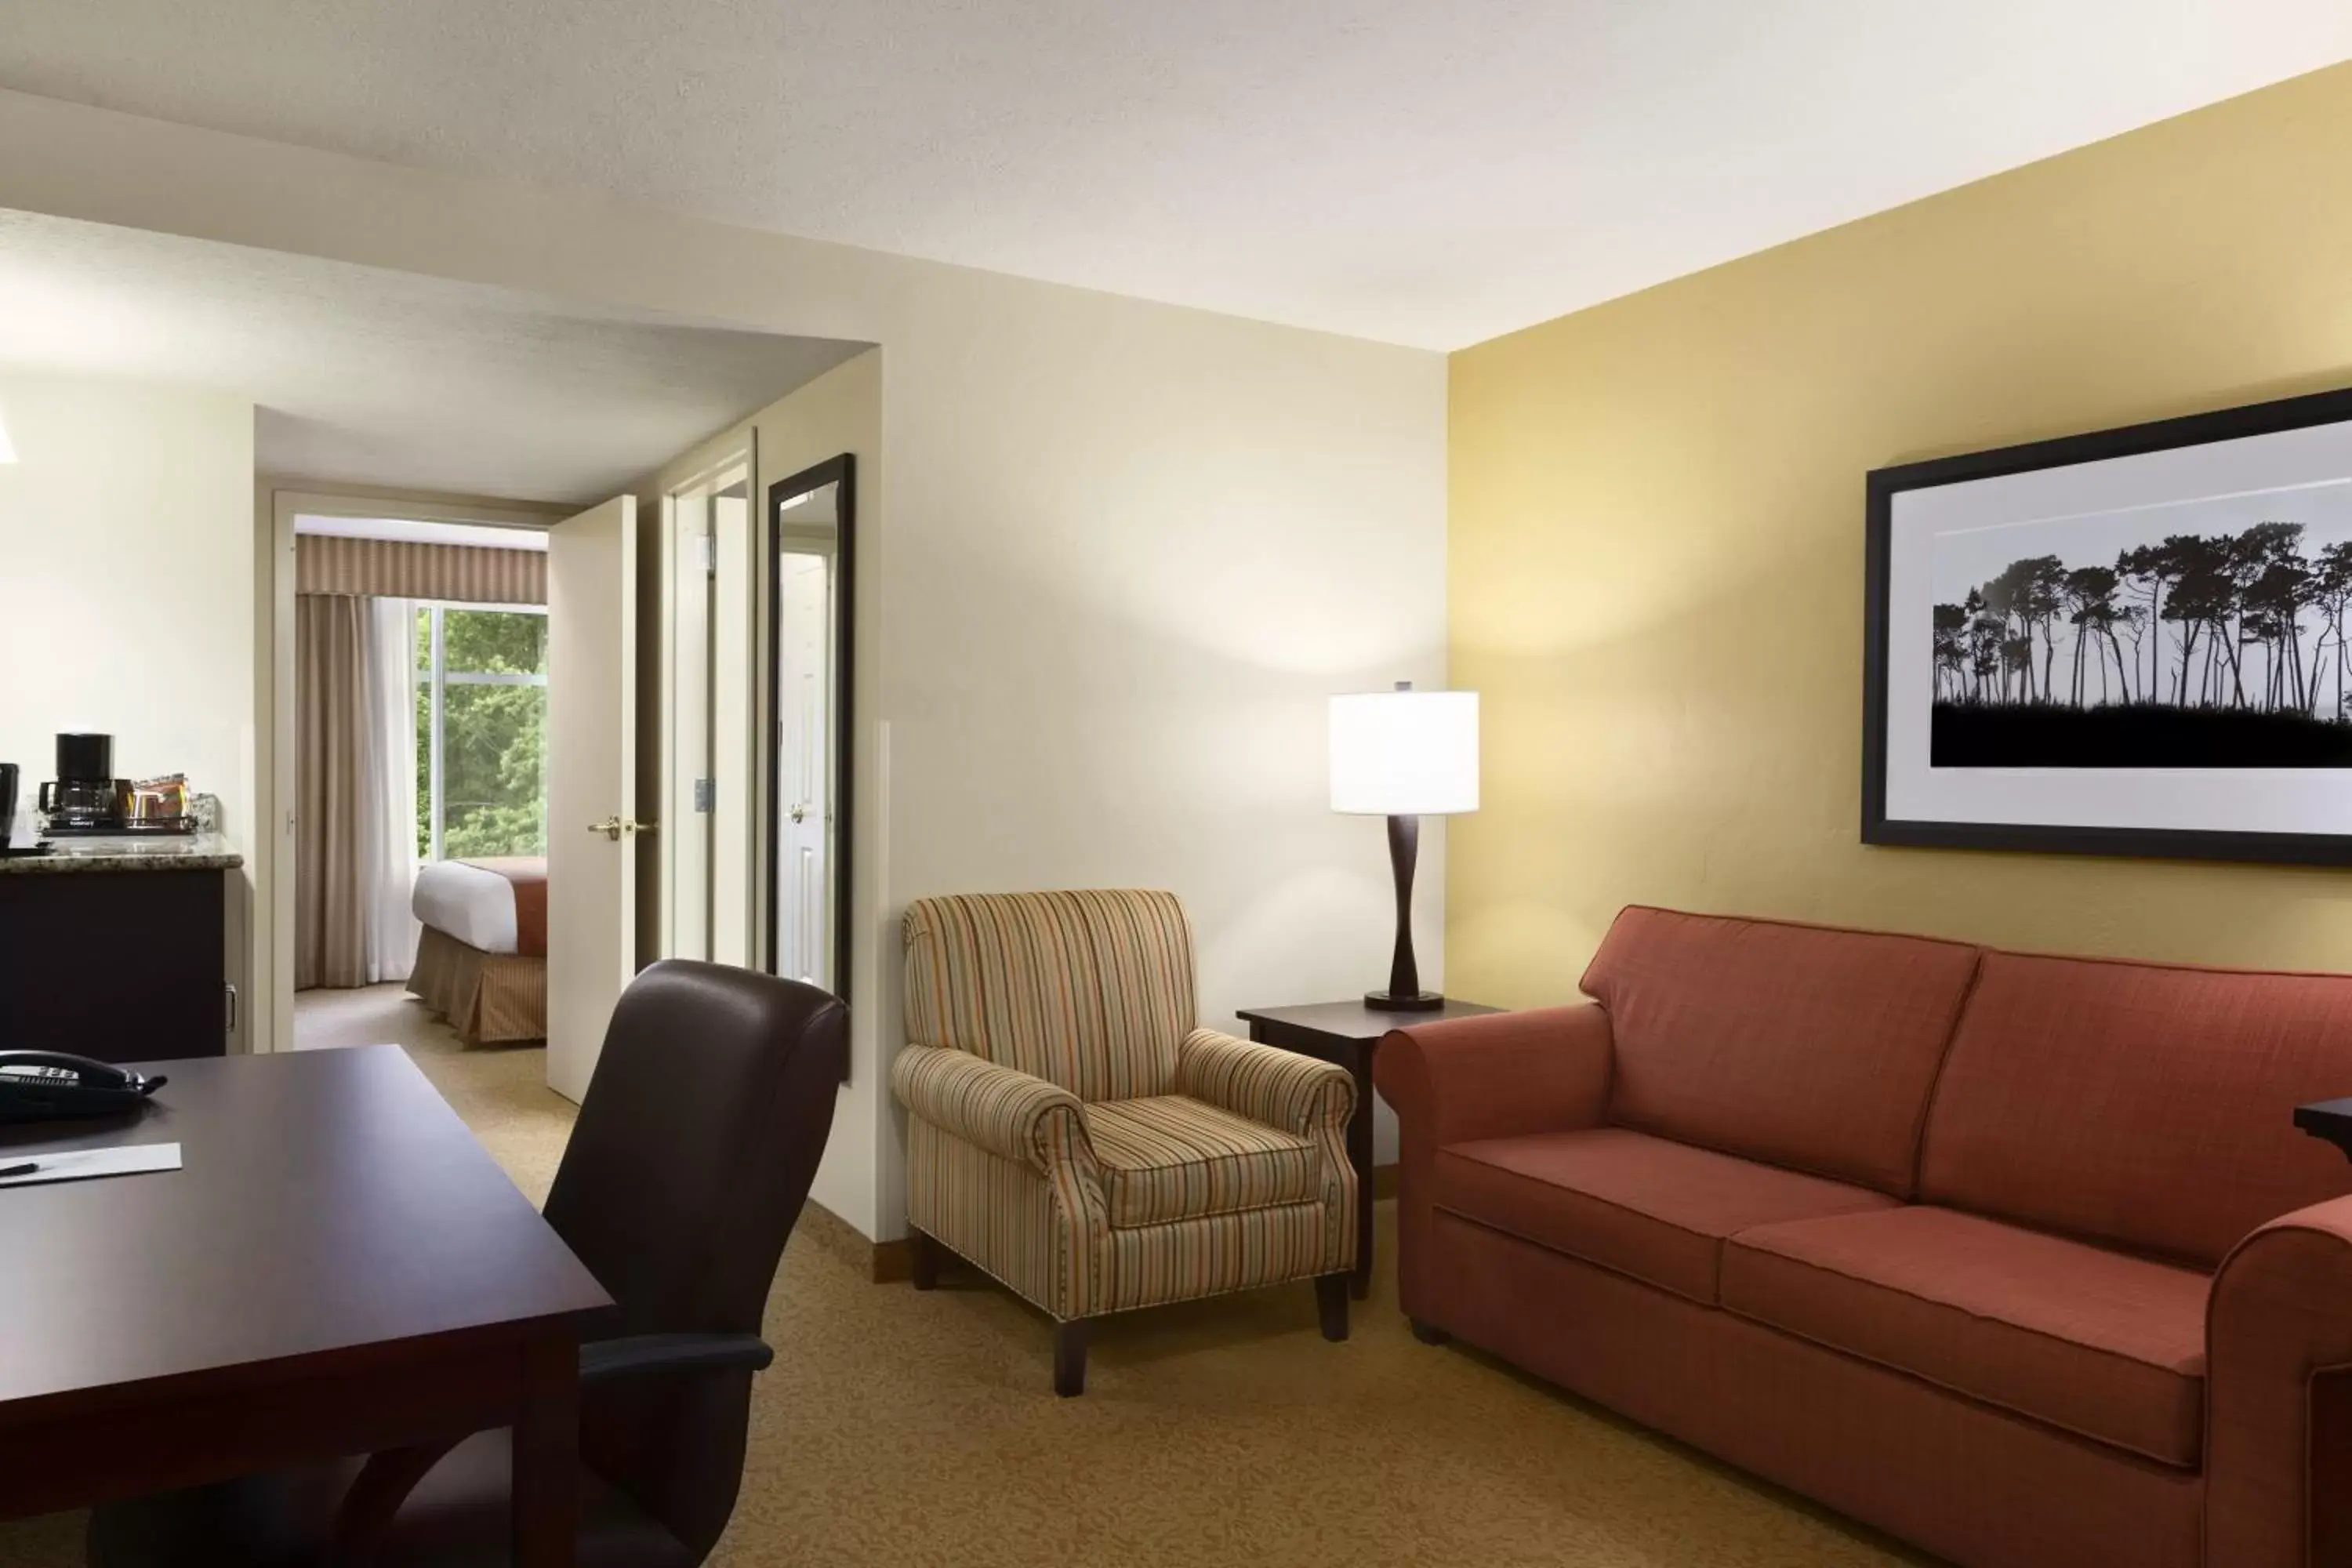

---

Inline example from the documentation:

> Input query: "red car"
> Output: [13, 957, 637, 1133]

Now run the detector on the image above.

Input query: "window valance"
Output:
[296, 534, 546, 604]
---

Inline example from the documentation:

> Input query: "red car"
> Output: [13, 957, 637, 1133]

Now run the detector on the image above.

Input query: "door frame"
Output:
[260, 485, 564, 1054]
[654, 447, 753, 964]
[763, 455, 855, 1018]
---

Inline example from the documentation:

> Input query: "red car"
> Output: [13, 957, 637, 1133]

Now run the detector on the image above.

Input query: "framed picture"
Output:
[1864, 384, 2352, 866]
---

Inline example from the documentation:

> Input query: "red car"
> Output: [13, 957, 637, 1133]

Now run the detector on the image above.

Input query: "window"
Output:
[416, 604, 548, 859]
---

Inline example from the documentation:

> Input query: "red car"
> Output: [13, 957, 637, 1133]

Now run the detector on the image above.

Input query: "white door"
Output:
[663, 488, 713, 961]
[656, 466, 752, 968]
[774, 549, 832, 985]
[710, 485, 753, 967]
[546, 494, 637, 1103]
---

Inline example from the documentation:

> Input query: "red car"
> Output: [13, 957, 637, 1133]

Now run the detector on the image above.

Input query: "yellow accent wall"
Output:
[1447, 62, 2352, 1004]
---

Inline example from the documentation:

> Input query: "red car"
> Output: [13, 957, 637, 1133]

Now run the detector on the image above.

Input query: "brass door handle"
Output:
[586, 818, 657, 841]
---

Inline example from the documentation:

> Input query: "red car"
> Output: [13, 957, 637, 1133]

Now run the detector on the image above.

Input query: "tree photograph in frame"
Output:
[1864, 385, 2352, 866]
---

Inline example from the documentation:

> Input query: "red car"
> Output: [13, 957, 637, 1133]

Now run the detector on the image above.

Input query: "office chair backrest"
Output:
[542, 960, 847, 1559]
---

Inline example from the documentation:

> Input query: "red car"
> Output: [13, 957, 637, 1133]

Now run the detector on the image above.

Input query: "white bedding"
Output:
[412, 858, 521, 954]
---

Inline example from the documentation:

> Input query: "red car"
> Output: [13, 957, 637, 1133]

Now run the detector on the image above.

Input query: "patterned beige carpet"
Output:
[0, 985, 1930, 1568]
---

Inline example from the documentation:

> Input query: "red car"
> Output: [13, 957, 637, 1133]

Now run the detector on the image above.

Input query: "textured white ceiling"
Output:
[0, 209, 864, 503]
[2, 2, 2348, 349]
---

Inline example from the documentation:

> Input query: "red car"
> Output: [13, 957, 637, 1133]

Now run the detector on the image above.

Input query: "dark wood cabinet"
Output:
[0, 867, 231, 1061]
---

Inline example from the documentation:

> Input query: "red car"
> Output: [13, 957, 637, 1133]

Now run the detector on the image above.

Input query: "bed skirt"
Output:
[407, 925, 547, 1046]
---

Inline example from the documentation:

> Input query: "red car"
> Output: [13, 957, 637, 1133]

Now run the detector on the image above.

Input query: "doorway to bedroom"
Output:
[289, 511, 557, 1060]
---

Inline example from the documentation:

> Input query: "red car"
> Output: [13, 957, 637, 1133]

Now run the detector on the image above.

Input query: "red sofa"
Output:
[1375, 906, 2352, 1568]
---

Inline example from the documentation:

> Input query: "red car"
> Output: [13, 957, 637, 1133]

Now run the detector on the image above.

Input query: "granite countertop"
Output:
[0, 832, 244, 874]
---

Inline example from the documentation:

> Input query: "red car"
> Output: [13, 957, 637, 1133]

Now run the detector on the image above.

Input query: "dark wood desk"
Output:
[1238, 999, 1502, 1299]
[0, 1044, 611, 1566]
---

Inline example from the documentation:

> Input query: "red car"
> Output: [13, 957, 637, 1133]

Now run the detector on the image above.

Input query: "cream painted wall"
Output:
[631, 349, 885, 1228]
[740, 352, 884, 1232]
[0, 99, 1447, 1239]
[1448, 62, 2352, 1007]
[0, 368, 256, 1040]
[873, 318, 1445, 1203]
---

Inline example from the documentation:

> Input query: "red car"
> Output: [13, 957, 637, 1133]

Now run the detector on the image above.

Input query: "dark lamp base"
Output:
[1364, 990, 1445, 1013]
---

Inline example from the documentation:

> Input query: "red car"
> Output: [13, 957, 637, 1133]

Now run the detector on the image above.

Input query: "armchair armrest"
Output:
[891, 1043, 1094, 1173]
[1175, 1028, 1353, 1135]
[2209, 1193, 2352, 1565]
[1372, 1004, 1612, 1149]
[579, 1332, 774, 1388]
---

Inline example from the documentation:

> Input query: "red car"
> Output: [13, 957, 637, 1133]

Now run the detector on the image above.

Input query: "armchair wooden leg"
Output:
[1054, 1319, 1089, 1397]
[910, 1228, 940, 1291]
[1410, 1318, 1450, 1345]
[1316, 1272, 1350, 1342]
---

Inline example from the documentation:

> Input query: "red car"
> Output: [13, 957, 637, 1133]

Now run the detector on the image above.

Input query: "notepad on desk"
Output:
[0, 1142, 182, 1187]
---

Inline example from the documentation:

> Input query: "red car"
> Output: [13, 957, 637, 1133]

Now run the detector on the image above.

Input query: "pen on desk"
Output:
[0, 1162, 39, 1179]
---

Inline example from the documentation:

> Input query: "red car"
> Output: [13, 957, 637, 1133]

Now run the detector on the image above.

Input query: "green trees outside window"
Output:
[416, 605, 548, 860]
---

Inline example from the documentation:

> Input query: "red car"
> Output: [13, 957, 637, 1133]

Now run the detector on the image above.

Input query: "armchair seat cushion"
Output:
[1086, 1094, 1321, 1226]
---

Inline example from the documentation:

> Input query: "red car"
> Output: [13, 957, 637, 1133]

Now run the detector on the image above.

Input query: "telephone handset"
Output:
[0, 1051, 167, 1123]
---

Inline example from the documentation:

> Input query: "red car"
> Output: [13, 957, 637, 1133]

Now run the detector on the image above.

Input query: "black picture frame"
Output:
[1864, 383, 2352, 868]
[764, 455, 856, 1047]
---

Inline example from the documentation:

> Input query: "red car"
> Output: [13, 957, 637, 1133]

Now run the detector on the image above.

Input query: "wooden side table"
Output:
[1237, 999, 1501, 1299]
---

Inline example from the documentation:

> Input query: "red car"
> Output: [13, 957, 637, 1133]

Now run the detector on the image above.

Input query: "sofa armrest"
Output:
[2208, 1193, 2352, 1566]
[891, 1044, 1094, 1174]
[1175, 1027, 1354, 1135]
[1372, 1004, 1613, 1149]
[1374, 1005, 1612, 1325]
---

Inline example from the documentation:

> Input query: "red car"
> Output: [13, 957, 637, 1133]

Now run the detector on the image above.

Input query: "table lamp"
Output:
[1329, 681, 1479, 1011]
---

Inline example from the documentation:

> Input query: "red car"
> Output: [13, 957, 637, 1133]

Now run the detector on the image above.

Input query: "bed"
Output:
[407, 856, 548, 1046]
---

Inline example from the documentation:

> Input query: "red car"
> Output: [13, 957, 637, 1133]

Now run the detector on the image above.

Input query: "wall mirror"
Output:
[766, 455, 854, 1032]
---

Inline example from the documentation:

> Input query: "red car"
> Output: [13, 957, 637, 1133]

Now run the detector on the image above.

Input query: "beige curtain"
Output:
[295, 595, 368, 989]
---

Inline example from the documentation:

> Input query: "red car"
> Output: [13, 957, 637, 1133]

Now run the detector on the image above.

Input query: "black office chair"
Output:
[89, 960, 848, 1568]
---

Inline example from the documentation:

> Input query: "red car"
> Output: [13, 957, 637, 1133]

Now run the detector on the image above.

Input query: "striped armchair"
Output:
[891, 889, 1357, 1395]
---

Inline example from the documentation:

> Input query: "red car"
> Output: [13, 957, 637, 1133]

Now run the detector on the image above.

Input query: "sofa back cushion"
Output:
[1920, 951, 2352, 1267]
[902, 889, 1196, 1102]
[1580, 906, 1983, 1194]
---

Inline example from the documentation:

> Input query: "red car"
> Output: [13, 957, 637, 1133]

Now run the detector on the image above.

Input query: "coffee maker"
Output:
[38, 733, 129, 835]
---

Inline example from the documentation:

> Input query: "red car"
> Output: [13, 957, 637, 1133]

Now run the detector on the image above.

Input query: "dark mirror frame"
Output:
[764, 456, 855, 1048]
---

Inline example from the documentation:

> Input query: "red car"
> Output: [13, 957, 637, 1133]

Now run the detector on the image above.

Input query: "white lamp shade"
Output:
[1329, 688, 1479, 815]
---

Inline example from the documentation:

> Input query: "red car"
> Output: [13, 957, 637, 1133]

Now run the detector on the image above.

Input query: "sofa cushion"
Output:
[1919, 951, 2352, 1267]
[1433, 1127, 1900, 1304]
[1722, 1206, 2209, 1467]
[1578, 906, 1982, 1194]
[1085, 1095, 1320, 1226]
